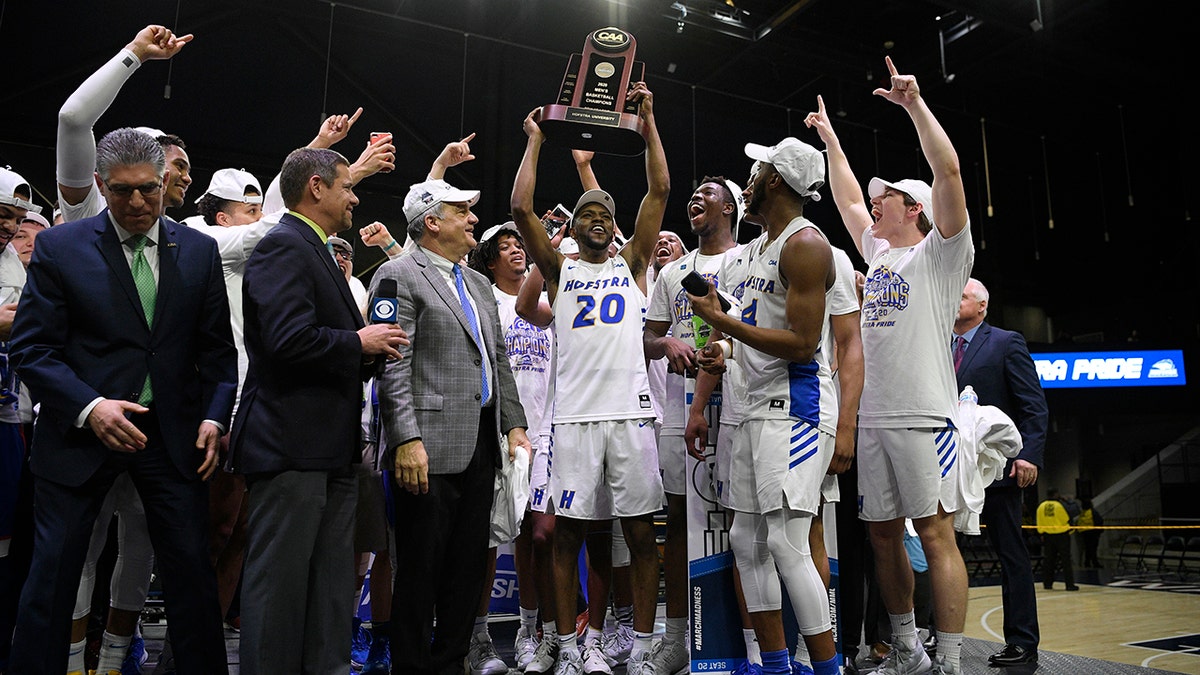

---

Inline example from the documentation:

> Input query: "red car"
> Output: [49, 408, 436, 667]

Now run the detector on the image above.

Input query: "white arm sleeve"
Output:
[57, 48, 143, 188]
[262, 173, 285, 216]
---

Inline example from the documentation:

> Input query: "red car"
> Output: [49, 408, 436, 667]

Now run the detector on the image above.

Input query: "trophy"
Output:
[535, 27, 647, 156]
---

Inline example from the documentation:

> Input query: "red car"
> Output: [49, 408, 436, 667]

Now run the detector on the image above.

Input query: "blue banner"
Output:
[1030, 349, 1186, 388]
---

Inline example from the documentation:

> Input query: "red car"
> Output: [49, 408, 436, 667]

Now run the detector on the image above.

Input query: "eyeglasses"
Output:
[105, 181, 163, 198]
[333, 249, 354, 261]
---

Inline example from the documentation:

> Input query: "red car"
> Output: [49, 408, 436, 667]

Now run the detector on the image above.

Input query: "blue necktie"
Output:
[453, 264, 489, 406]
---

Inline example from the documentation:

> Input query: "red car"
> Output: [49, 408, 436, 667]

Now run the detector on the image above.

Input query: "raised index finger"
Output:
[347, 107, 364, 126]
[884, 55, 898, 77]
[459, 132, 476, 144]
[816, 94, 826, 116]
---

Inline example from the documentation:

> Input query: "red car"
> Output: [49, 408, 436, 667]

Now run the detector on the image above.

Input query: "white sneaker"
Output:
[466, 632, 511, 675]
[580, 641, 613, 674]
[526, 638, 560, 674]
[650, 638, 689, 674]
[600, 623, 634, 667]
[626, 648, 656, 675]
[875, 644, 932, 675]
[553, 649, 583, 675]
[515, 626, 540, 670]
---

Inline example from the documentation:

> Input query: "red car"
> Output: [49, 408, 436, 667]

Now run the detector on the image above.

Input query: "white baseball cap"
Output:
[403, 179, 480, 226]
[0, 167, 42, 214]
[133, 126, 166, 140]
[572, 189, 616, 222]
[479, 220, 520, 244]
[22, 211, 50, 228]
[744, 137, 824, 201]
[721, 178, 746, 240]
[868, 177, 935, 227]
[196, 168, 263, 204]
[558, 236, 579, 256]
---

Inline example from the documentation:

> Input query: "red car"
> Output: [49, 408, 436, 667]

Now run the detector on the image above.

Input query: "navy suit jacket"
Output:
[10, 210, 237, 487]
[230, 213, 372, 475]
[955, 321, 1049, 488]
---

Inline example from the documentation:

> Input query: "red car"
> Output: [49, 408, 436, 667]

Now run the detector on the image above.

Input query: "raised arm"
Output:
[429, 133, 477, 180]
[511, 109, 564, 298]
[515, 263, 554, 328]
[805, 94, 873, 259]
[620, 82, 670, 285]
[874, 56, 967, 239]
[57, 25, 192, 208]
[573, 149, 601, 191]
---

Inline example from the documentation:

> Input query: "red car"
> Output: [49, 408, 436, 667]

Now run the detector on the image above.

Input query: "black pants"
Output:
[982, 486, 1039, 650]
[389, 408, 497, 675]
[1042, 532, 1074, 588]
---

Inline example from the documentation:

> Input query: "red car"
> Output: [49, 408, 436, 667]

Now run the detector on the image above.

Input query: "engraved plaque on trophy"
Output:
[535, 27, 647, 156]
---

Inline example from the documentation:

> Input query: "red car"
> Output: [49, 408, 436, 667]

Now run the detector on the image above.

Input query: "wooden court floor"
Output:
[965, 582, 1200, 674]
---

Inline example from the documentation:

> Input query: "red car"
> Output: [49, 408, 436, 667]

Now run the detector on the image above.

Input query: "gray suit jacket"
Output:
[372, 246, 526, 474]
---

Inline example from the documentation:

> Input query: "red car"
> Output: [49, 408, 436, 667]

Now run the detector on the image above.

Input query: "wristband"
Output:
[383, 240, 398, 252]
[718, 339, 733, 360]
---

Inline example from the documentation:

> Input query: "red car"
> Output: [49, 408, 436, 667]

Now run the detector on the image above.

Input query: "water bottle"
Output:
[959, 385, 978, 405]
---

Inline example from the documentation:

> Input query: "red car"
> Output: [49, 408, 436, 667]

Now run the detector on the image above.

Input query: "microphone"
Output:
[369, 278, 399, 377]
[681, 270, 731, 312]
[370, 278, 398, 324]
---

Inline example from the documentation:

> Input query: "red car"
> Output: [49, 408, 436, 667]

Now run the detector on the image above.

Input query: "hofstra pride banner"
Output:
[1030, 349, 1187, 388]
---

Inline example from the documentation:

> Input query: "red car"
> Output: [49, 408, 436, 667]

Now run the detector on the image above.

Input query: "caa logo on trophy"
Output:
[535, 27, 647, 156]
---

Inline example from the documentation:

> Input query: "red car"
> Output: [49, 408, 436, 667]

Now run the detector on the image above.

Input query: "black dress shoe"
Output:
[989, 644, 1038, 666]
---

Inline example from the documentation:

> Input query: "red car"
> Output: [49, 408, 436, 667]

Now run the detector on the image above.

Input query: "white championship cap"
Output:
[403, 179, 480, 226]
[868, 177, 935, 227]
[196, 168, 263, 204]
[479, 220, 519, 244]
[744, 137, 824, 201]
[0, 167, 42, 214]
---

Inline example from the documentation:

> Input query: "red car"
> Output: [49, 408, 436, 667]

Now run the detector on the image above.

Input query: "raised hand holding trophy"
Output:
[535, 27, 647, 156]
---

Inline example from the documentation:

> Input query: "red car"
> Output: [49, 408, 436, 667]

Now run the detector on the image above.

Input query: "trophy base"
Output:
[537, 104, 645, 156]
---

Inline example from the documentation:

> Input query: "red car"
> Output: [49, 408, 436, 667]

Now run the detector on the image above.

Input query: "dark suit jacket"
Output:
[10, 210, 237, 486]
[955, 321, 1049, 488]
[371, 246, 526, 474]
[230, 213, 372, 475]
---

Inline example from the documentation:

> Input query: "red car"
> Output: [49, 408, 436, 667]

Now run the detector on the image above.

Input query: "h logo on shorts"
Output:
[532, 488, 545, 507]
[559, 490, 576, 510]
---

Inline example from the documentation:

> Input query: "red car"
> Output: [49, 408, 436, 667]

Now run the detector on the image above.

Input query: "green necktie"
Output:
[127, 234, 156, 405]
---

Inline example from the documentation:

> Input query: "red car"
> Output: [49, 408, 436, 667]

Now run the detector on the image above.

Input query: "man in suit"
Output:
[231, 147, 408, 675]
[371, 178, 530, 675]
[8, 127, 237, 675]
[953, 277, 1049, 667]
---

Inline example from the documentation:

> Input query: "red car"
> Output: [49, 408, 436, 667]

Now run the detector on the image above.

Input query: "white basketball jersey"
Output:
[646, 249, 740, 432]
[735, 218, 837, 436]
[494, 288, 555, 441]
[552, 256, 653, 423]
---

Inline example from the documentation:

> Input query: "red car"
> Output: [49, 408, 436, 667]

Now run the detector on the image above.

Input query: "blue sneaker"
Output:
[351, 621, 372, 670]
[120, 635, 148, 675]
[361, 635, 391, 675]
[790, 661, 815, 675]
[732, 661, 764, 675]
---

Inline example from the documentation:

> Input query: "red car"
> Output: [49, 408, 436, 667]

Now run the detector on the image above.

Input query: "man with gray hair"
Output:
[370, 177, 530, 675]
[8, 127, 238, 675]
[231, 146, 408, 675]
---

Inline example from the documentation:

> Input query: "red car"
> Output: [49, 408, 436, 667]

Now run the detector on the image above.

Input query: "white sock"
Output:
[520, 606, 538, 630]
[632, 631, 654, 660]
[889, 611, 920, 651]
[96, 630, 132, 671]
[743, 628, 761, 664]
[794, 635, 811, 665]
[68, 638, 87, 672]
[665, 616, 687, 644]
[936, 630, 963, 670]
[585, 626, 604, 646]
[559, 631, 580, 657]
[474, 615, 490, 639]
[544, 619, 557, 638]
